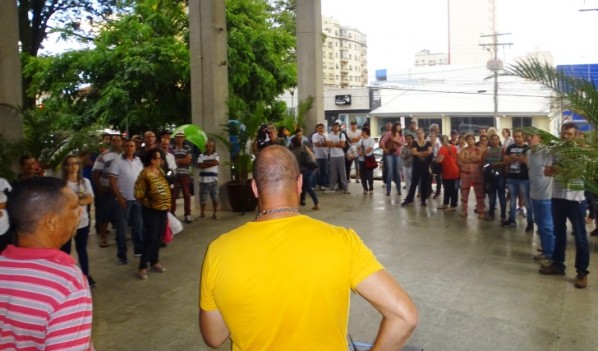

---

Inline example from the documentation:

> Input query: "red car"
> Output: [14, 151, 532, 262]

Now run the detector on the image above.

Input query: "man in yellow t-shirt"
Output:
[199, 146, 418, 350]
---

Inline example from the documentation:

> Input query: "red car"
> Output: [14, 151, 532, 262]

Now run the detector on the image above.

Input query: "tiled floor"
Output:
[88, 181, 598, 350]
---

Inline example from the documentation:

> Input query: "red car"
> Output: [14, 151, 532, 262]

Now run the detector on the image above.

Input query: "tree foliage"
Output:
[25, 0, 191, 133]
[226, 0, 296, 120]
[502, 59, 598, 193]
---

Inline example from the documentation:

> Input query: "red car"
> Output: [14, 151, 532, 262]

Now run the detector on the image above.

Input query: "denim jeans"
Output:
[316, 158, 329, 188]
[300, 169, 318, 206]
[385, 154, 402, 195]
[139, 207, 167, 270]
[115, 200, 144, 261]
[532, 199, 554, 257]
[551, 198, 589, 275]
[60, 226, 90, 277]
[487, 175, 507, 219]
[507, 178, 533, 224]
[359, 161, 374, 191]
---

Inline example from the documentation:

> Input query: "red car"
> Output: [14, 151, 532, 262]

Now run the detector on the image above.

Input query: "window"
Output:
[451, 117, 495, 135]
[511, 117, 532, 128]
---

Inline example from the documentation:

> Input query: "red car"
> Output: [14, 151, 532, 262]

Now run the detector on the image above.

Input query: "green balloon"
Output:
[173, 124, 200, 138]
[187, 132, 207, 152]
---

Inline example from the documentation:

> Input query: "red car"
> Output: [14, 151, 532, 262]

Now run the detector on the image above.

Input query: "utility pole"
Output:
[479, 0, 512, 130]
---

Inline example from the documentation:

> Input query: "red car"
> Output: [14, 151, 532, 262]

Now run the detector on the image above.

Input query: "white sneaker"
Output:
[324, 189, 335, 194]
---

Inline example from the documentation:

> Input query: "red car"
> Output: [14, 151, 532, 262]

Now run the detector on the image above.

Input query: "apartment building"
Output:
[322, 16, 368, 88]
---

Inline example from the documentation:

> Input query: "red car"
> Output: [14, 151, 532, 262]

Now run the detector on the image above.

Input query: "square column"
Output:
[0, 0, 23, 143]
[296, 0, 324, 131]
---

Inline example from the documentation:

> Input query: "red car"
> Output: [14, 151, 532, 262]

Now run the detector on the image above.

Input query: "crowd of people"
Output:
[1, 119, 596, 348]
[294, 119, 594, 289]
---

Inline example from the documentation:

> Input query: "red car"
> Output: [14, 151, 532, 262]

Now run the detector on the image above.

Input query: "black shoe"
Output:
[525, 223, 534, 233]
[591, 228, 598, 236]
[300, 200, 306, 206]
[502, 220, 516, 228]
[421, 201, 427, 206]
[401, 201, 413, 207]
[117, 258, 128, 265]
[160, 242, 167, 248]
[87, 276, 96, 288]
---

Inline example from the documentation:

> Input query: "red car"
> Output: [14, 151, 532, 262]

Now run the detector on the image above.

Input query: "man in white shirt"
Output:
[345, 121, 362, 183]
[108, 139, 144, 264]
[326, 120, 350, 194]
[311, 123, 329, 190]
[539, 122, 589, 289]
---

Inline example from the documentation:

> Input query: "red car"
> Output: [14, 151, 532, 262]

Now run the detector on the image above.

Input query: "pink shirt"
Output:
[379, 131, 405, 156]
[0, 245, 93, 351]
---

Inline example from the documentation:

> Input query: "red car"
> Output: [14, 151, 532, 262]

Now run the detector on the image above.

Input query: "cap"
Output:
[175, 132, 185, 137]
[334, 119, 342, 125]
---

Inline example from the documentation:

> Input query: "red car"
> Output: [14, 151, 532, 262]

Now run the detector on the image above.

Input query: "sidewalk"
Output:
[89, 180, 598, 350]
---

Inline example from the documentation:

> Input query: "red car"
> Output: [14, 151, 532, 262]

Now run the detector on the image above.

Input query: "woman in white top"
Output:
[357, 127, 376, 194]
[61, 155, 96, 288]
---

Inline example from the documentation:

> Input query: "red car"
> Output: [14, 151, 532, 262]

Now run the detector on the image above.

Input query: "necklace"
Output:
[255, 207, 300, 219]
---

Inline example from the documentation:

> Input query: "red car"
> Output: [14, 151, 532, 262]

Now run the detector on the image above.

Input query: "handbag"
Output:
[364, 155, 378, 169]
[431, 161, 442, 175]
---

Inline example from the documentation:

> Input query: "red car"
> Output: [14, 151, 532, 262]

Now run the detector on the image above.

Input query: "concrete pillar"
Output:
[0, 0, 24, 143]
[188, 0, 231, 209]
[296, 0, 324, 132]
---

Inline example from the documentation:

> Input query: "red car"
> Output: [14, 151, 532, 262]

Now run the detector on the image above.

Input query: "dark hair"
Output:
[561, 122, 578, 131]
[362, 126, 370, 135]
[19, 154, 35, 166]
[142, 147, 165, 167]
[256, 124, 271, 151]
[7, 177, 68, 235]
[391, 122, 403, 137]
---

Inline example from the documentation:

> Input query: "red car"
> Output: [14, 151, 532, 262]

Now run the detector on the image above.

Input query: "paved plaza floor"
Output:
[88, 180, 598, 350]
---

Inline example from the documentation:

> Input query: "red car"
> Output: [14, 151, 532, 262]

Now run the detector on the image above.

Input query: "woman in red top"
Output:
[434, 135, 459, 210]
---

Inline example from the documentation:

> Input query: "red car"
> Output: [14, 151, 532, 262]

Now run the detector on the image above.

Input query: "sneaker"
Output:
[400, 201, 413, 207]
[517, 207, 527, 217]
[184, 215, 192, 224]
[484, 214, 495, 221]
[539, 263, 565, 275]
[437, 205, 449, 210]
[591, 228, 598, 236]
[134, 253, 142, 258]
[502, 220, 516, 228]
[117, 258, 128, 265]
[525, 223, 534, 233]
[533, 253, 547, 261]
[575, 274, 588, 289]
[324, 189, 336, 194]
[539, 257, 554, 267]
[421, 201, 427, 207]
[343, 189, 351, 194]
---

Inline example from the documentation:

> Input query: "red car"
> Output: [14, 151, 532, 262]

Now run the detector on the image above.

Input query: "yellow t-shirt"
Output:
[200, 215, 383, 351]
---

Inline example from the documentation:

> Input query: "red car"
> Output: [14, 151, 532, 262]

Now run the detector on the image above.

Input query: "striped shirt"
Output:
[0, 245, 93, 351]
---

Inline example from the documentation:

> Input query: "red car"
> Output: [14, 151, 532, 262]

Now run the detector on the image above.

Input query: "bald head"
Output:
[253, 145, 300, 195]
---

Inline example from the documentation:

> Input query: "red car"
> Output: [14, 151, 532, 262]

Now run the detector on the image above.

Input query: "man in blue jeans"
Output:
[540, 122, 589, 289]
[526, 132, 554, 263]
[108, 139, 144, 264]
[502, 130, 534, 232]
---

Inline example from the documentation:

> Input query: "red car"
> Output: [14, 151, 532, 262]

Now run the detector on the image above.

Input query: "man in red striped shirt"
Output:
[0, 177, 94, 350]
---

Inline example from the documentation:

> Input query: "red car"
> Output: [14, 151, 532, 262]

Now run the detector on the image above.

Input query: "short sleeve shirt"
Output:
[505, 143, 530, 179]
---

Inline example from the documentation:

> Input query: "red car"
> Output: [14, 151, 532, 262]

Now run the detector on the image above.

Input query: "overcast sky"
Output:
[321, 0, 598, 74]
